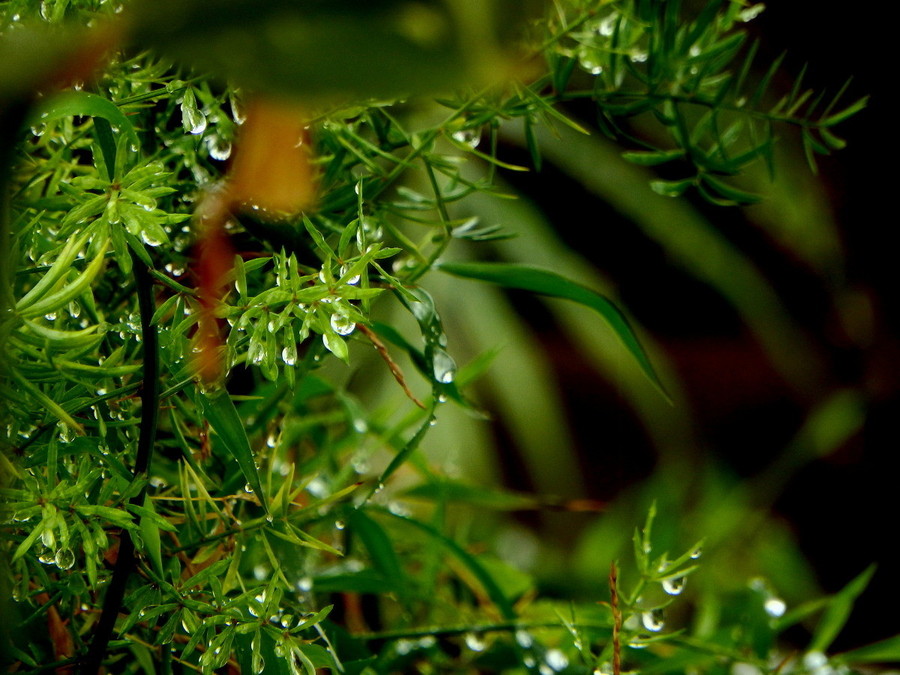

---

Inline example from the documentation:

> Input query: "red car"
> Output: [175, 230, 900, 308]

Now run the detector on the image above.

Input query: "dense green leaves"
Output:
[0, 0, 881, 673]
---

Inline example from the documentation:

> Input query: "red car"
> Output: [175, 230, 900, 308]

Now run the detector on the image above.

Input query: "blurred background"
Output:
[350, 0, 897, 653]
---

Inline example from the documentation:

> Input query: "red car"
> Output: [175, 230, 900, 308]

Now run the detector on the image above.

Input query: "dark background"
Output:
[494, 4, 897, 650]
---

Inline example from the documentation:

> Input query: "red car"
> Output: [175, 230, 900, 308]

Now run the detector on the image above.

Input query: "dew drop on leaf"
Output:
[662, 576, 686, 595]
[641, 608, 665, 632]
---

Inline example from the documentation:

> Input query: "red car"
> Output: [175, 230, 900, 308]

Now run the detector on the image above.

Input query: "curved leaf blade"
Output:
[198, 390, 268, 514]
[438, 261, 668, 400]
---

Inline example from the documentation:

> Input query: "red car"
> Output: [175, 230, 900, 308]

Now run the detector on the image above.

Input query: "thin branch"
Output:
[80, 246, 160, 675]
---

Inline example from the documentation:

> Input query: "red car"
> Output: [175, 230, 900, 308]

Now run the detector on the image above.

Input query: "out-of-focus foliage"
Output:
[0, 0, 891, 673]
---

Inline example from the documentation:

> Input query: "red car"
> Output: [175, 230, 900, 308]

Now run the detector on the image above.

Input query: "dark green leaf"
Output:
[198, 390, 269, 513]
[437, 262, 668, 399]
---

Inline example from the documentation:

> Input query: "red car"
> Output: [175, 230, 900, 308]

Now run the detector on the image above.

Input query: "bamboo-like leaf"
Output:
[19, 240, 109, 319]
[810, 565, 876, 653]
[348, 510, 405, 583]
[835, 635, 900, 665]
[438, 262, 668, 399]
[198, 390, 268, 514]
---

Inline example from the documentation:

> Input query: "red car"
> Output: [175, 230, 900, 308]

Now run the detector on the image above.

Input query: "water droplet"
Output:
[764, 597, 787, 617]
[451, 127, 481, 149]
[244, 483, 254, 494]
[230, 94, 246, 125]
[464, 633, 485, 652]
[432, 348, 456, 383]
[641, 608, 665, 632]
[182, 105, 207, 135]
[206, 135, 233, 161]
[690, 545, 703, 559]
[739, 3, 765, 22]
[297, 577, 313, 592]
[662, 576, 686, 595]
[330, 310, 356, 336]
[597, 14, 616, 35]
[282, 343, 297, 366]
[40, 0, 53, 20]
[44, 312, 57, 321]
[630, 49, 648, 63]
[266, 432, 277, 448]
[579, 49, 605, 75]
[141, 230, 164, 247]
[334, 519, 346, 530]
[38, 550, 56, 565]
[804, 652, 829, 671]
[515, 630, 534, 648]
[545, 649, 568, 671]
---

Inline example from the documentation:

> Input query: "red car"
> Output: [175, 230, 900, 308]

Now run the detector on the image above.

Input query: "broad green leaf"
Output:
[438, 262, 667, 399]
[198, 390, 269, 514]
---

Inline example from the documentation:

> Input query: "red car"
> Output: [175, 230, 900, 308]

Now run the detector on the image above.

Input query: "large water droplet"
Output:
[282, 342, 297, 366]
[545, 649, 568, 671]
[662, 576, 686, 595]
[432, 348, 456, 383]
[451, 127, 481, 149]
[463, 633, 485, 652]
[330, 311, 356, 336]
[641, 608, 665, 632]
[141, 230, 164, 247]
[182, 105, 207, 135]
[206, 135, 233, 161]
[515, 630, 534, 648]
[764, 597, 787, 617]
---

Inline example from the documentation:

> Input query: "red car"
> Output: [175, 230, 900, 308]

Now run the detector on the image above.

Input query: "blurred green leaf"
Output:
[810, 564, 876, 653]
[128, 0, 536, 100]
[836, 634, 900, 665]
[438, 261, 668, 399]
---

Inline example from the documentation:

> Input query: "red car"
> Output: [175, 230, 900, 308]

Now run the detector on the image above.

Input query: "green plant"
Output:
[1, 0, 895, 673]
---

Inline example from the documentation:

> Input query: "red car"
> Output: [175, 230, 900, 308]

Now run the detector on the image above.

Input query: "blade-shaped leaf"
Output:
[437, 262, 668, 399]
[810, 565, 876, 653]
[198, 390, 268, 514]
